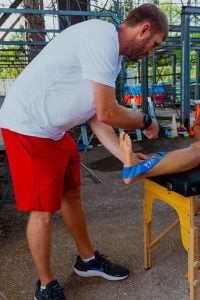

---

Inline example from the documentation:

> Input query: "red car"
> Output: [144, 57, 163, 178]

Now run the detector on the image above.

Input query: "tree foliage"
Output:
[0, 28, 26, 78]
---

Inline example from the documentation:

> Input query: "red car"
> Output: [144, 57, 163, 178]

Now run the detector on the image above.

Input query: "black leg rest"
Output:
[148, 166, 200, 197]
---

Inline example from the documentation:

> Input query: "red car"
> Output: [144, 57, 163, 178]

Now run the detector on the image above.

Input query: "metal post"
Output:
[141, 57, 149, 114]
[195, 49, 200, 101]
[152, 53, 156, 104]
[118, 58, 126, 105]
[172, 54, 177, 104]
[181, 8, 191, 129]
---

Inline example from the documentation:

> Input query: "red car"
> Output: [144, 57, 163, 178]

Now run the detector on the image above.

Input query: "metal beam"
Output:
[0, 41, 47, 46]
[182, 6, 200, 15]
[0, 66, 26, 69]
[0, 8, 120, 24]
[0, 0, 23, 27]
[0, 58, 27, 61]
[0, 54, 28, 57]
[166, 37, 200, 43]
[0, 48, 42, 52]
[0, 27, 61, 34]
[0, 15, 21, 41]
[0, 64, 27, 67]
[170, 25, 200, 33]
[0, 61, 27, 65]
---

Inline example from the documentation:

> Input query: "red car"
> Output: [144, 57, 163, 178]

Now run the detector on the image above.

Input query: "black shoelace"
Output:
[95, 252, 110, 267]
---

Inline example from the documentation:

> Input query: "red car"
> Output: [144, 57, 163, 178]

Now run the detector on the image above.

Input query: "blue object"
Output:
[77, 144, 93, 151]
[122, 152, 167, 179]
[165, 128, 175, 139]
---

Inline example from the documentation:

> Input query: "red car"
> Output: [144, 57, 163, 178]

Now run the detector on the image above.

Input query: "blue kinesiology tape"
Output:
[122, 151, 167, 179]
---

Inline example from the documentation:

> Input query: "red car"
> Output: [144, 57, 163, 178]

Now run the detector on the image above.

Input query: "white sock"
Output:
[82, 256, 95, 262]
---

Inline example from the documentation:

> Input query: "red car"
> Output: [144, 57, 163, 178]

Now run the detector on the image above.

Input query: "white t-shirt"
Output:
[0, 19, 122, 140]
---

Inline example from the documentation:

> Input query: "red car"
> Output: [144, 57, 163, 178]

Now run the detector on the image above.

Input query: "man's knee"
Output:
[29, 211, 54, 227]
[62, 187, 81, 203]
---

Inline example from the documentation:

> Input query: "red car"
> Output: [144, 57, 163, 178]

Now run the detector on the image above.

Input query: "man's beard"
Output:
[129, 36, 152, 61]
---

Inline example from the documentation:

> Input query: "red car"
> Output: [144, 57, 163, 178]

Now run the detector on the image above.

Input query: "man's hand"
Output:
[142, 119, 159, 139]
[134, 152, 149, 162]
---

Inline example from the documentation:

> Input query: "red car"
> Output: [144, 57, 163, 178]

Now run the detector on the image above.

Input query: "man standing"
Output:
[0, 4, 168, 299]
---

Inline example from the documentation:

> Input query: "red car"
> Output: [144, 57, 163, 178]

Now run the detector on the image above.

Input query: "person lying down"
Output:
[119, 132, 200, 184]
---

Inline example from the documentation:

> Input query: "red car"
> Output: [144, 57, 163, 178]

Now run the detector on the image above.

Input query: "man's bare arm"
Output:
[88, 115, 148, 163]
[92, 82, 144, 129]
[92, 81, 159, 139]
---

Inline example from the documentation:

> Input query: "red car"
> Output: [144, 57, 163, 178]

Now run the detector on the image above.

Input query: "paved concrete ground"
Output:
[0, 134, 198, 300]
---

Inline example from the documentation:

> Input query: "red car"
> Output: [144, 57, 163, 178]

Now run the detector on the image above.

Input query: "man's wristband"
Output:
[142, 114, 153, 130]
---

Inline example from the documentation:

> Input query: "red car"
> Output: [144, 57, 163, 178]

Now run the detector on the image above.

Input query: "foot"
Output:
[74, 250, 129, 281]
[120, 132, 150, 184]
[35, 279, 66, 300]
[119, 132, 140, 167]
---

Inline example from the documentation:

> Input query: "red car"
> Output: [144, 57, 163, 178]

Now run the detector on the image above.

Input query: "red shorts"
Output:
[1, 129, 81, 212]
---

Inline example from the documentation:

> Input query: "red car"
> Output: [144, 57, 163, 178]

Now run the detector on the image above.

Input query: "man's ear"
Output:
[140, 23, 151, 38]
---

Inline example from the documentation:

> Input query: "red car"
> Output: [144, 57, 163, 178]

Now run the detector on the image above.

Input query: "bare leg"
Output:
[147, 141, 200, 176]
[61, 188, 94, 259]
[26, 211, 54, 286]
[119, 133, 200, 184]
[26, 189, 94, 288]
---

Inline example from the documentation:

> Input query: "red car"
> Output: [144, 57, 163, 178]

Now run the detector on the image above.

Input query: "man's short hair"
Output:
[124, 4, 168, 40]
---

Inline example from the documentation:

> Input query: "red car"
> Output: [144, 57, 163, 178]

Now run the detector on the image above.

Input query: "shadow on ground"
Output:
[88, 136, 195, 172]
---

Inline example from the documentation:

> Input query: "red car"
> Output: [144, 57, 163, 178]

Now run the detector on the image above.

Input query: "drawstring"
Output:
[115, 24, 119, 33]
